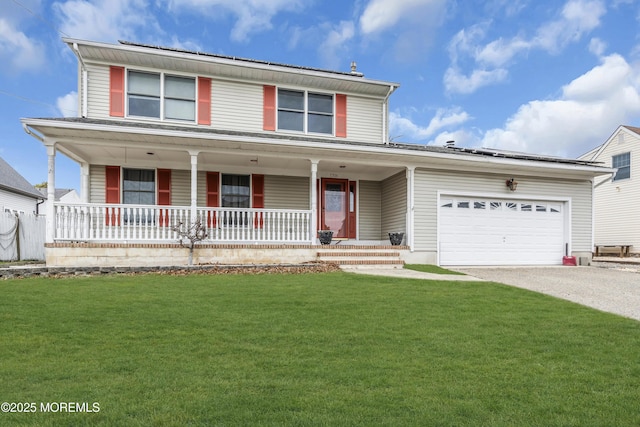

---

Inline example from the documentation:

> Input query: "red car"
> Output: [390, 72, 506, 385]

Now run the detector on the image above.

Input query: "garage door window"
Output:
[490, 202, 502, 210]
[474, 201, 486, 209]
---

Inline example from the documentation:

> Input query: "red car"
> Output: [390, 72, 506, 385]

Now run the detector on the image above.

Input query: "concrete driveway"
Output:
[454, 265, 640, 321]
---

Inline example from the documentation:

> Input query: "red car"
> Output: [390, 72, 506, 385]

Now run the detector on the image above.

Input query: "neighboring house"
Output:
[37, 188, 81, 216]
[22, 38, 612, 267]
[0, 156, 45, 215]
[580, 125, 640, 254]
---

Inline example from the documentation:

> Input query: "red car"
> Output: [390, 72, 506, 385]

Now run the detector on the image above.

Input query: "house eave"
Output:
[22, 118, 614, 180]
[62, 37, 400, 98]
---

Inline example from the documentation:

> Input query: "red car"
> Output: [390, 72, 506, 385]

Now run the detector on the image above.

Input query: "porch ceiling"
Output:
[24, 119, 405, 180]
[23, 118, 613, 181]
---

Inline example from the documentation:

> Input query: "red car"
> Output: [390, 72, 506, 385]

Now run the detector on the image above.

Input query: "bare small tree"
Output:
[172, 219, 208, 265]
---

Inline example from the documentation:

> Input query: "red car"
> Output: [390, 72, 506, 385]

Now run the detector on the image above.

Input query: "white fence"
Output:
[54, 203, 313, 243]
[0, 212, 45, 261]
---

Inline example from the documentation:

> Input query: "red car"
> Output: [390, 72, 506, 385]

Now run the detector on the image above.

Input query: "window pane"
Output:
[278, 90, 304, 110]
[123, 169, 155, 205]
[278, 110, 304, 131]
[308, 93, 333, 113]
[613, 152, 631, 181]
[128, 71, 160, 96]
[221, 175, 250, 208]
[165, 99, 195, 121]
[308, 113, 333, 134]
[129, 95, 160, 118]
[165, 75, 195, 100]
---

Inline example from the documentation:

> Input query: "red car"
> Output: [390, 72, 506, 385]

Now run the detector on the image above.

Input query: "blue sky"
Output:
[2, 0, 640, 191]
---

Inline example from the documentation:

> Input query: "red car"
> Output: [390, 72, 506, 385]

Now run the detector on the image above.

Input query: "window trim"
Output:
[612, 152, 631, 181]
[126, 69, 197, 123]
[276, 88, 335, 136]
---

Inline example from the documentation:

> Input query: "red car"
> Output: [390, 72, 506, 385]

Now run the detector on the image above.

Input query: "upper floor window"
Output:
[127, 71, 195, 121]
[613, 152, 630, 181]
[277, 89, 333, 135]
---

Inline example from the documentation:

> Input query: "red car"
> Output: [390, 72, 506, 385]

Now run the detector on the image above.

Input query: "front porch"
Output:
[54, 203, 313, 243]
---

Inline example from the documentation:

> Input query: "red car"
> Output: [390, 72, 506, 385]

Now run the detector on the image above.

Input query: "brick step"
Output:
[317, 251, 400, 258]
[316, 247, 404, 269]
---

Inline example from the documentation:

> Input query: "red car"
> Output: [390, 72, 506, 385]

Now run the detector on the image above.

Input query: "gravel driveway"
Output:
[453, 264, 640, 321]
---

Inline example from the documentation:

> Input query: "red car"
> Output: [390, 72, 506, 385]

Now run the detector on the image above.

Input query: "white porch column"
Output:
[45, 142, 57, 243]
[189, 151, 199, 222]
[406, 166, 415, 251]
[80, 162, 90, 203]
[310, 160, 318, 243]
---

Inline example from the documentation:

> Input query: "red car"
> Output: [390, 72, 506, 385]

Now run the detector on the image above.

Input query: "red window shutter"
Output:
[109, 66, 125, 117]
[335, 94, 347, 138]
[105, 166, 120, 226]
[252, 174, 265, 208]
[157, 169, 171, 227]
[198, 77, 211, 125]
[157, 169, 171, 205]
[206, 172, 220, 228]
[105, 166, 120, 204]
[263, 85, 276, 131]
[252, 174, 265, 228]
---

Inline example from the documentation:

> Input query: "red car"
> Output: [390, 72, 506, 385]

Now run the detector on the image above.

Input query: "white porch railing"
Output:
[53, 203, 312, 243]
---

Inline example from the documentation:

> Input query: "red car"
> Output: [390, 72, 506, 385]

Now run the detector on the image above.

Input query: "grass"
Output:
[404, 264, 465, 275]
[1, 271, 640, 426]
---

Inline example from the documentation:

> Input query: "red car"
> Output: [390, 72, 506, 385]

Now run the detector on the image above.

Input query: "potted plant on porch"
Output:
[318, 230, 333, 245]
[388, 232, 405, 246]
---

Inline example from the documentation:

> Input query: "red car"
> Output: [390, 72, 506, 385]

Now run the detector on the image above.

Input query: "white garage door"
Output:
[439, 197, 566, 266]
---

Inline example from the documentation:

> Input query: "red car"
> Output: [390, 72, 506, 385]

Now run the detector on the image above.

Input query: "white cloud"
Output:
[359, 0, 447, 60]
[589, 37, 607, 56]
[0, 18, 45, 74]
[390, 107, 471, 141]
[360, 0, 441, 34]
[480, 53, 640, 157]
[53, 0, 154, 42]
[57, 91, 78, 117]
[445, 0, 607, 95]
[444, 67, 508, 95]
[318, 21, 355, 69]
[533, 0, 606, 52]
[167, 0, 306, 43]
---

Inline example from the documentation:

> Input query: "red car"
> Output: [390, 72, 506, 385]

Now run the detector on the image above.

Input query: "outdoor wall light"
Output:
[506, 178, 518, 191]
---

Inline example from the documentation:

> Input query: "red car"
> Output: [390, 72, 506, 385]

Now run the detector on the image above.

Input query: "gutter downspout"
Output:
[72, 43, 88, 118]
[382, 85, 396, 145]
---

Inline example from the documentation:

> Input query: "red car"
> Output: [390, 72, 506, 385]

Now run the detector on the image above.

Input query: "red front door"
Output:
[321, 178, 349, 238]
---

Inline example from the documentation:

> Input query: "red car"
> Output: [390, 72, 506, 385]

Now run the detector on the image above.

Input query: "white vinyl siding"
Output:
[86, 64, 110, 119]
[0, 190, 39, 215]
[591, 129, 640, 248]
[359, 180, 382, 240]
[346, 96, 383, 144]
[211, 80, 263, 132]
[381, 172, 406, 237]
[171, 169, 190, 206]
[89, 165, 106, 203]
[413, 169, 593, 253]
[264, 175, 309, 210]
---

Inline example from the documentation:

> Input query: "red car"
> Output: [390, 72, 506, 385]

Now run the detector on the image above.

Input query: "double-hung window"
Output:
[122, 168, 156, 224]
[613, 152, 631, 181]
[277, 89, 333, 135]
[127, 71, 196, 121]
[221, 174, 250, 226]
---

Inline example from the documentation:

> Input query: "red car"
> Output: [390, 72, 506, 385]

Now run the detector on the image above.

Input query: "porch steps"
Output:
[316, 247, 405, 269]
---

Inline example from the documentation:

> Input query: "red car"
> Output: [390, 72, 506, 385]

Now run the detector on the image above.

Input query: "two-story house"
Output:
[22, 38, 612, 267]
[580, 125, 640, 255]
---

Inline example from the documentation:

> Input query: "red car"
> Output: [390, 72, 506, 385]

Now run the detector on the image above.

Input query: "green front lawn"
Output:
[1, 272, 639, 426]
